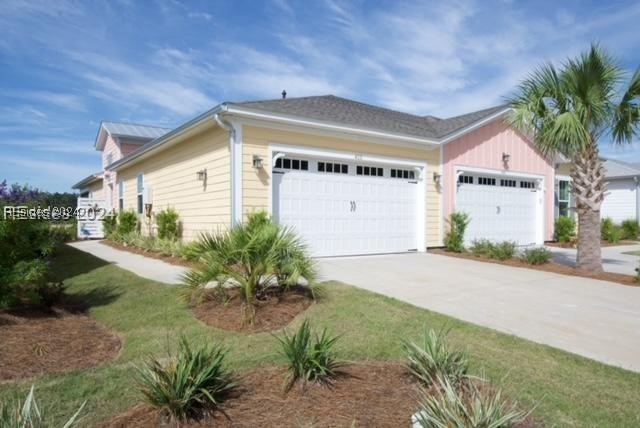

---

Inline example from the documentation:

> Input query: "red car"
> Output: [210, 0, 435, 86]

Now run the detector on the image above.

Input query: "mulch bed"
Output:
[103, 362, 540, 428]
[0, 306, 122, 382]
[192, 287, 314, 333]
[430, 249, 638, 287]
[102, 240, 199, 268]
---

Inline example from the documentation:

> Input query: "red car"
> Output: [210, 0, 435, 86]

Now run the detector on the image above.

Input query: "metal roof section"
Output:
[71, 172, 103, 189]
[94, 121, 172, 150]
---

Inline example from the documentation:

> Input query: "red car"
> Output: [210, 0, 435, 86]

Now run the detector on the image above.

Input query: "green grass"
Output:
[1, 244, 640, 427]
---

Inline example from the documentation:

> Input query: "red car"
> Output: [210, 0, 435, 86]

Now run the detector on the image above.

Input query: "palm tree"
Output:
[508, 44, 640, 272]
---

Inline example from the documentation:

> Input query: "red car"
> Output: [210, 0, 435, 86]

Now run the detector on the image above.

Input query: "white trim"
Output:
[118, 179, 125, 211]
[453, 165, 545, 245]
[438, 144, 444, 246]
[268, 143, 427, 253]
[556, 174, 571, 181]
[230, 120, 243, 225]
[225, 106, 440, 146]
[440, 108, 511, 144]
[136, 172, 145, 215]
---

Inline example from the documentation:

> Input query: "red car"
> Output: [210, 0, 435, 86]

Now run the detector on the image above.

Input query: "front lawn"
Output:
[1, 245, 639, 426]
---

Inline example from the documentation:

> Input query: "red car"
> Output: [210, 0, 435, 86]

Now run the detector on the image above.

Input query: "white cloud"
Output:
[187, 11, 213, 21]
[4, 90, 86, 111]
[1, 137, 94, 154]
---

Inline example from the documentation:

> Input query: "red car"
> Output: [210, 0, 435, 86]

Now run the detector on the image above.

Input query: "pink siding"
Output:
[443, 121, 555, 241]
[100, 137, 146, 209]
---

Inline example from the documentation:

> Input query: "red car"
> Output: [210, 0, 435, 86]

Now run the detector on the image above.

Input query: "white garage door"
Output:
[601, 179, 637, 224]
[456, 172, 542, 246]
[273, 156, 420, 257]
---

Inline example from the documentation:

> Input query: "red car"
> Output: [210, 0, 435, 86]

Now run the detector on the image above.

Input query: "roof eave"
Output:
[439, 107, 513, 144]
[71, 174, 102, 190]
[224, 105, 441, 146]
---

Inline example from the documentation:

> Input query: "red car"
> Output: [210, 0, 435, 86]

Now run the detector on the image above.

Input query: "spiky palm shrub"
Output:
[0, 385, 85, 427]
[182, 212, 317, 323]
[135, 337, 236, 421]
[413, 377, 528, 428]
[275, 319, 342, 390]
[402, 328, 469, 388]
[509, 44, 640, 272]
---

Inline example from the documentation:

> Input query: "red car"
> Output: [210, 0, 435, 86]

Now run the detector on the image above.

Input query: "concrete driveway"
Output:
[318, 253, 640, 372]
[547, 244, 640, 276]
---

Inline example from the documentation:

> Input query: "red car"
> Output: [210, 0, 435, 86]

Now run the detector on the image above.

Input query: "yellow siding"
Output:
[242, 126, 442, 247]
[556, 162, 572, 176]
[85, 180, 103, 199]
[118, 126, 230, 240]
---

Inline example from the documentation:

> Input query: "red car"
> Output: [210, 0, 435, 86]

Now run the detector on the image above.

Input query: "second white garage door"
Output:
[273, 156, 420, 257]
[455, 172, 542, 246]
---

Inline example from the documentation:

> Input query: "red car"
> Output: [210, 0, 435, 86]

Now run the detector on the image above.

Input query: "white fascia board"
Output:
[223, 106, 440, 147]
[439, 108, 512, 144]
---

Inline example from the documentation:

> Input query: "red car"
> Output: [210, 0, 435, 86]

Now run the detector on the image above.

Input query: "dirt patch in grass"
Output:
[102, 240, 199, 268]
[192, 287, 314, 333]
[103, 362, 540, 428]
[430, 249, 638, 287]
[0, 307, 122, 382]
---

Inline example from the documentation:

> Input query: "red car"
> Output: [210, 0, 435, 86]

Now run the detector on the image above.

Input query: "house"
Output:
[73, 95, 570, 257]
[600, 158, 640, 223]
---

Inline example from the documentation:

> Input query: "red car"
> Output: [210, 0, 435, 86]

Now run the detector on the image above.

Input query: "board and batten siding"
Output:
[241, 125, 443, 248]
[117, 126, 231, 240]
[443, 120, 556, 241]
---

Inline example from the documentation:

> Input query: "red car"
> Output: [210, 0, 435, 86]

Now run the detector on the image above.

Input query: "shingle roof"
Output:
[602, 159, 640, 179]
[231, 95, 508, 140]
[71, 172, 102, 189]
[102, 121, 171, 140]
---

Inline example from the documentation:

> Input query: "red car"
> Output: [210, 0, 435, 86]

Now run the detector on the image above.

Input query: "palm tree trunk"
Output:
[571, 143, 606, 272]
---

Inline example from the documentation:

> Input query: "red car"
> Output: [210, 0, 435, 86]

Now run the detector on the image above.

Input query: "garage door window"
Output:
[275, 158, 309, 171]
[357, 165, 384, 176]
[500, 179, 517, 187]
[520, 181, 536, 189]
[318, 162, 348, 174]
[458, 175, 473, 184]
[390, 168, 415, 179]
[478, 177, 496, 186]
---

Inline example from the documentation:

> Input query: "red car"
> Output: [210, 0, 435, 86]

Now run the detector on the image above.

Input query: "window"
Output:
[118, 180, 124, 211]
[274, 157, 309, 171]
[356, 165, 384, 177]
[558, 179, 571, 216]
[390, 168, 415, 179]
[136, 173, 144, 214]
[520, 180, 536, 189]
[478, 177, 496, 186]
[500, 179, 517, 187]
[458, 175, 474, 184]
[318, 162, 348, 174]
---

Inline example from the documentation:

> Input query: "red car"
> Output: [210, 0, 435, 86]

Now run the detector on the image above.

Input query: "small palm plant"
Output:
[135, 337, 236, 421]
[413, 377, 528, 428]
[274, 319, 342, 390]
[0, 385, 85, 427]
[402, 328, 469, 388]
[182, 211, 317, 323]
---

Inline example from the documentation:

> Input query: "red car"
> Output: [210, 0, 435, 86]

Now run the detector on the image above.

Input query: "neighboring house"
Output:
[74, 94, 573, 256]
[72, 122, 171, 208]
[600, 158, 640, 223]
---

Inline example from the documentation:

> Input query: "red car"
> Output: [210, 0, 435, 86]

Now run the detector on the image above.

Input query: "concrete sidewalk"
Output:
[318, 252, 640, 372]
[69, 240, 189, 284]
[547, 244, 640, 275]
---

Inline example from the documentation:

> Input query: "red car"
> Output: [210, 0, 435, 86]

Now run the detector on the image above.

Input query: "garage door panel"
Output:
[274, 165, 418, 257]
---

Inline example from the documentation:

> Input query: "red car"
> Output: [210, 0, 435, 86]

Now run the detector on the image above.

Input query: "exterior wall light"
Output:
[433, 172, 442, 184]
[502, 153, 511, 163]
[253, 155, 264, 170]
[196, 169, 207, 181]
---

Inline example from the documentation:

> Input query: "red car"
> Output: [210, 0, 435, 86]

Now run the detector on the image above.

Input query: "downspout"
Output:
[214, 111, 243, 225]
[635, 176, 640, 223]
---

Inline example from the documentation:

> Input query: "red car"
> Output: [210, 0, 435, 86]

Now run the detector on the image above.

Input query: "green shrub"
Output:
[50, 222, 76, 243]
[620, 219, 639, 241]
[116, 210, 138, 235]
[102, 212, 118, 237]
[488, 241, 517, 261]
[413, 377, 527, 428]
[554, 216, 576, 243]
[136, 337, 236, 421]
[402, 328, 469, 388]
[182, 212, 317, 323]
[469, 239, 494, 257]
[520, 247, 552, 265]
[275, 319, 342, 390]
[444, 212, 470, 253]
[156, 208, 180, 240]
[0, 385, 85, 427]
[601, 217, 621, 243]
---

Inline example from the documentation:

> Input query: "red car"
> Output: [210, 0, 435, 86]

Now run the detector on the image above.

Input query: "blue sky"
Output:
[1, 0, 639, 192]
